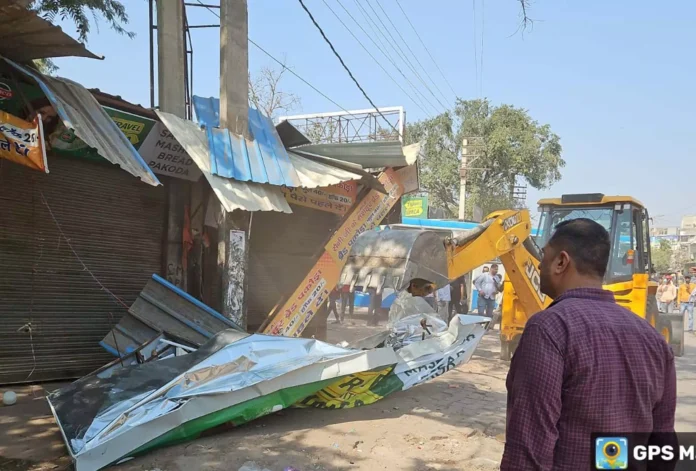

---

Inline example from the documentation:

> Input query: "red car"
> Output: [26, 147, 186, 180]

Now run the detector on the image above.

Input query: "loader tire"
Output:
[657, 316, 673, 347]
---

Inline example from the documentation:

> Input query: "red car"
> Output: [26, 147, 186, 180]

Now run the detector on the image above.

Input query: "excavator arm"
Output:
[447, 209, 549, 317]
[338, 208, 550, 319]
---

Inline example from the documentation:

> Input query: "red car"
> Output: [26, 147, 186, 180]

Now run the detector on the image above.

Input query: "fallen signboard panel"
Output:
[49, 330, 398, 471]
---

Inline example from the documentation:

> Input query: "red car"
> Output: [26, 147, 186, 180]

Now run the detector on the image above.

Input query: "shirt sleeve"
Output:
[501, 323, 564, 471]
[652, 348, 676, 433]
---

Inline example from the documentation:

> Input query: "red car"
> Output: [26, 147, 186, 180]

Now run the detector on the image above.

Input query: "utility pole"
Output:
[458, 138, 469, 220]
[157, 0, 187, 289]
[220, 0, 249, 136]
[218, 0, 250, 329]
[459, 137, 485, 221]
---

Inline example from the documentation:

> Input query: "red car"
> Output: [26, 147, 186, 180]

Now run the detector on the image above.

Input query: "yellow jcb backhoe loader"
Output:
[338, 193, 684, 360]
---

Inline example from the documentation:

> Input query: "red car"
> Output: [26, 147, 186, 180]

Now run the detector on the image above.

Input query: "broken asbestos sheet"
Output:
[47, 330, 398, 471]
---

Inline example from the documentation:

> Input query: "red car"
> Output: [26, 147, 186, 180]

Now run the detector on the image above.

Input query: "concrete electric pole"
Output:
[157, 0, 187, 289]
[218, 0, 250, 329]
[458, 138, 469, 220]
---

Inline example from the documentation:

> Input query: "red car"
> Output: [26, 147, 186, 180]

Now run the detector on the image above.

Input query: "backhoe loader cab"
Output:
[500, 193, 684, 359]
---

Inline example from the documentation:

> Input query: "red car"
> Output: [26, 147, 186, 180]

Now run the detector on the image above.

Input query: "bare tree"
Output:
[248, 62, 301, 120]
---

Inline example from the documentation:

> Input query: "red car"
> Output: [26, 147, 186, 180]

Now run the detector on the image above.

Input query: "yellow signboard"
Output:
[264, 169, 404, 337]
[282, 180, 358, 215]
[324, 168, 403, 266]
[295, 366, 395, 409]
[0, 111, 48, 173]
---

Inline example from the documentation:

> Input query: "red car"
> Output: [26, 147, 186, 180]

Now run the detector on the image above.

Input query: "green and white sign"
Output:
[401, 195, 428, 218]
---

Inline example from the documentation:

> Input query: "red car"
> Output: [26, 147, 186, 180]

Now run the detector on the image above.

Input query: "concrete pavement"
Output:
[676, 332, 696, 432]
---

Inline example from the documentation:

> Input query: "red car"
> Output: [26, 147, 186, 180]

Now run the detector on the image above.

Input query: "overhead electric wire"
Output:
[393, 0, 458, 98]
[374, 0, 452, 104]
[472, 0, 480, 97]
[342, 0, 441, 116]
[480, 0, 485, 97]
[335, 0, 439, 116]
[364, 0, 449, 110]
[352, 0, 445, 114]
[320, 0, 433, 118]
[296, 0, 399, 133]
[193, 0, 357, 117]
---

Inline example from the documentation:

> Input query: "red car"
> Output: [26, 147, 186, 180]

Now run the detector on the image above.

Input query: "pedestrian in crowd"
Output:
[474, 264, 502, 318]
[327, 287, 341, 323]
[657, 275, 677, 313]
[435, 284, 451, 322]
[501, 219, 676, 470]
[367, 287, 382, 326]
[449, 275, 467, 320]
[340, 284, 354, 319]
[679, 275, 695, 333]
[690, 284, 696, 335]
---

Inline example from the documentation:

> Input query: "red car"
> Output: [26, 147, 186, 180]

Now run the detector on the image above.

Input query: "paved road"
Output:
[676, 332, 696, 432]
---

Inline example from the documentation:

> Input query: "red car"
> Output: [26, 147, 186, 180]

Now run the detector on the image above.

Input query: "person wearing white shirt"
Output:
[436, 285, 451, 321]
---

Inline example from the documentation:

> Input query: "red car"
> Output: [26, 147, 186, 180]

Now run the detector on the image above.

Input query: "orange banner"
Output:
[264, 169, 404, 337]
[324, 168, 403, 266]
[282, 180, 358, 215]
[0, 111, 48, 173]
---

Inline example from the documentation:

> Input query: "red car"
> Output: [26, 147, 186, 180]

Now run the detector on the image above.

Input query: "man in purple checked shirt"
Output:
[501, 218, 676, 470]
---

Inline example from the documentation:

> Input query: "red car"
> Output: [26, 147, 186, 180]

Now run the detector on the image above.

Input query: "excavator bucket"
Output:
[338, 229, 450, 293]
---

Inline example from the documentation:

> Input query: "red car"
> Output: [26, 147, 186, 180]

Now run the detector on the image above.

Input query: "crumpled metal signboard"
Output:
[295, 314, 488, 409]
[48, 330, 398, 471]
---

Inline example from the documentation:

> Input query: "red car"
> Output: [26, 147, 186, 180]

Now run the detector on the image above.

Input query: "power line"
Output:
[336, 0, 440, 116]
[355, 0, 448, 113]
[472, 0, 479, 97]
[193, 0, 359, 117]
[393, 0, 458, 98]
[320, 0, 433, 118]
[296, 0, 399, 133]
[344, 0, 438, 116]
[372, 0, 451, 105]
[480, 0, 485, 97]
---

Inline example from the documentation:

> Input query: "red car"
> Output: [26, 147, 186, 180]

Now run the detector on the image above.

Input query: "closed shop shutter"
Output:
[0, 156, 166, 384]
[247, 205, 341, 330]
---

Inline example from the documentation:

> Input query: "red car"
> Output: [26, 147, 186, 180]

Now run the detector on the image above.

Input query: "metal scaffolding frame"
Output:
[278, 107, 405, 144]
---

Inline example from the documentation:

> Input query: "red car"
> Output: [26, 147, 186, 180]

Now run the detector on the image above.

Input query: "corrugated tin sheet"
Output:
[287, 151, 364, 188]
[0, 1, 101, 62]
[193, 96, 363, 188]
[3, 58, 161, 186]
[294, 141, 422, 169]
[194, 96, 299, 186]
[101, 274, 242, 356]
[155, 110, 293, 213]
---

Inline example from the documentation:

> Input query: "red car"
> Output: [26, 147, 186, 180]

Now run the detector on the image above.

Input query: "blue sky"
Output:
[52, 0, 696, 226]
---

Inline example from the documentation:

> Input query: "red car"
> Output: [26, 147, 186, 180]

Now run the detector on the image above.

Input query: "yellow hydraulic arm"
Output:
[446, 209, 550, 318]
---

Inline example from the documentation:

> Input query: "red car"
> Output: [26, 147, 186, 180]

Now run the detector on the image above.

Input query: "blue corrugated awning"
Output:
[193, 96, 302, 187]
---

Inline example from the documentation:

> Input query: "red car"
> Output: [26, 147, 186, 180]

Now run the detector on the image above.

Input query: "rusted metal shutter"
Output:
[247, 205, 341, 330]
[0, 156, 166, 384]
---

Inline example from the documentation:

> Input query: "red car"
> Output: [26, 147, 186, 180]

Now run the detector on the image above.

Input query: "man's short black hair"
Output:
[490, 263, 499, 269]
[548, 218, 610, 278]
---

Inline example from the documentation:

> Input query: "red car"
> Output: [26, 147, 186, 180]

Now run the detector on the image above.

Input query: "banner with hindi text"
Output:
[0, 110, 48, 173]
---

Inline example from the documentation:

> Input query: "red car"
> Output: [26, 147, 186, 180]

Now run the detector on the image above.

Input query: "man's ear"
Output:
[555, 250, 572, 274]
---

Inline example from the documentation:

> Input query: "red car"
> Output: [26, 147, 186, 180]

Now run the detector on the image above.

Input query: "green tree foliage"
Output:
[652, 240, 674, 273]
[406, 98, 565, 218]
[31, 0, 133, 43]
